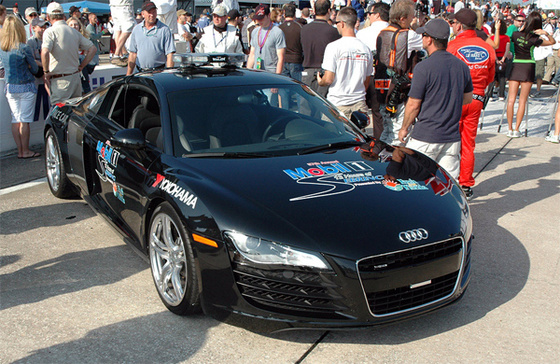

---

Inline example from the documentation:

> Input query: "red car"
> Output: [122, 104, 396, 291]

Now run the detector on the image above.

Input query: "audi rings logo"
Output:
[399, 229, 429, 243]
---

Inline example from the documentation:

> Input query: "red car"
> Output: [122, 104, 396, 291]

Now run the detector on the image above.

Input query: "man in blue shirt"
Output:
[126, 1, 175, 75]
[398, 19, 473, 181]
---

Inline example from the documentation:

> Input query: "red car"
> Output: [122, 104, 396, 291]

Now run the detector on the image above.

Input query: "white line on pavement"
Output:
[0, 178, 47, 196]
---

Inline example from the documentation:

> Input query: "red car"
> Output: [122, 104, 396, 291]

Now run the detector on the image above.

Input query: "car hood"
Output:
[174, 147, 468, 260]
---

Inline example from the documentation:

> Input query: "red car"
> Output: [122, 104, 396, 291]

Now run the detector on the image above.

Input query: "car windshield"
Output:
[167, 84, 365, 157]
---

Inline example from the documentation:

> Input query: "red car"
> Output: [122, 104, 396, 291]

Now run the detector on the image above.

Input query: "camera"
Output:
[386, 74, 410, 115]
[314, 69, 325, 78]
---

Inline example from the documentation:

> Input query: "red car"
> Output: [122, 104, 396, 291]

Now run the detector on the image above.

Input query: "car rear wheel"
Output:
[45, 129, 75, 198]
[148, 202, 200, 315]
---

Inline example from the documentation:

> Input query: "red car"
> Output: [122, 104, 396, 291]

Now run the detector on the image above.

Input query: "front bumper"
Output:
[196, 234, 472, 332]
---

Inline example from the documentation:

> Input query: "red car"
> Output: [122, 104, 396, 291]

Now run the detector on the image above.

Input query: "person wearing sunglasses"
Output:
[23, 7, 38, 40]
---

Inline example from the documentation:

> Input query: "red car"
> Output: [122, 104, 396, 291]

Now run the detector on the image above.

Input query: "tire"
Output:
[148, 202, 200, 315]
[45, 128, 76, 199]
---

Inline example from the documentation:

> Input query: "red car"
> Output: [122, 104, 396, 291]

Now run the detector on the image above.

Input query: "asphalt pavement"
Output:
[1, 87, 559, 363]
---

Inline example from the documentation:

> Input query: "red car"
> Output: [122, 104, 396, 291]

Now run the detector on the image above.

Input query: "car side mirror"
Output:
[350, 111, 369, 130]
[111, 128, 146, 150]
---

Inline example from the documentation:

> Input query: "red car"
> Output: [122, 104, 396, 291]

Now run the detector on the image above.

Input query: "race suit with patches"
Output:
[448, 30, 495, 188]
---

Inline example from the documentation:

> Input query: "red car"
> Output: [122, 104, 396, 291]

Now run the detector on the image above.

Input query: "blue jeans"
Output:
[81, 64, 96, 94]
[552, 66, 560, 84]
[279, 63, 303, 110]
[282, 62, 303, 81]
[33, 84, 49, 121]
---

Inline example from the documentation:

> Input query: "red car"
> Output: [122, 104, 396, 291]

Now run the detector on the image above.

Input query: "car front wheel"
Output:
[45, 128, 75, 198]
[148, 202, 200, 315]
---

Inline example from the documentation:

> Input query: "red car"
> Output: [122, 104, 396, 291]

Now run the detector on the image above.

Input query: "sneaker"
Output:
[499, 97, 505, 101]
[545, 134, 560, 143]
[114, 58, 128, 67]
[529, 91, 541, 98]
[506, 130, 514, 137]
[512, 130, 521, 138]
[461, 186, 473, 201]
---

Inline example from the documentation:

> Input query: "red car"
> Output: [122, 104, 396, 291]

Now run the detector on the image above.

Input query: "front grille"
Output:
[358, 238, 462, 272]
[233, 263, 349, 320]
[357, 237, 464, 316]
[366, 271, 458, 315]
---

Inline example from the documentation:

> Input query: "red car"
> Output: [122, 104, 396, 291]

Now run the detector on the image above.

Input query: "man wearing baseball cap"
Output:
[41, 2, 96, 105]
[195, 4, 242, 53]
[398, 18, 473, 183]
[448, 9, 495, 199]
[176, 9, 193, 45]
[247, 4, 286, 75]
[127, 1, 175, 75]
[24, 7, 38, 40]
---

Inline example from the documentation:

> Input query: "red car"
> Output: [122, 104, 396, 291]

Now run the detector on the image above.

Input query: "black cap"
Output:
[228, 9, 241, 20]
[455, 8, 477, 27]
[69, 6, 80, 14]
[416, 18, 450, 40]
[141, 1, 157, 12]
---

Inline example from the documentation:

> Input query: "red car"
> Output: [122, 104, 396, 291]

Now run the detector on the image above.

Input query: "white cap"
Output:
[46, 2, 63, 14]
[212, 4, 228, 17]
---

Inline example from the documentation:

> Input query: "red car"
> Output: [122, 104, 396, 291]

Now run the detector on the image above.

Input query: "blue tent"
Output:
[41, 1, 111, 15]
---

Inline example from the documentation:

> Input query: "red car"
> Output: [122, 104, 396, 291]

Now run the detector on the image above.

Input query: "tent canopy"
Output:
[41, 1, 111, 15]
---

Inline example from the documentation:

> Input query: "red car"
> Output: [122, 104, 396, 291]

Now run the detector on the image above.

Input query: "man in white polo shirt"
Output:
[41, 2, 96, 105]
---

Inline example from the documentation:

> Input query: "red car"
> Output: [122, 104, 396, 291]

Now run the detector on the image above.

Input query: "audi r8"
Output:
[44, 54, 472, 332]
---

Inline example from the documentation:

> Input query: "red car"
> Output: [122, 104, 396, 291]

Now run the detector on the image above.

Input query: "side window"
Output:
[84, 87, 109, 114]
[107, 86, 127, 128]
[126, 88, 162, 147]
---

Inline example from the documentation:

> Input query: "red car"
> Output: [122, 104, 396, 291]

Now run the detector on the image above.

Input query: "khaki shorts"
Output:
[406, 137, 461, 180]
[336, 100, 368, 122]
[110, 5, 136, 33]
[49, 72, 82, 106]
[535, 59, 545, 80]
[157, 10, 178, 34]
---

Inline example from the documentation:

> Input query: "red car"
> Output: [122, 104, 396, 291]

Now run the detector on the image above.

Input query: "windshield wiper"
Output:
[184, 152, 272, 158]
[297, 141, 362, 155]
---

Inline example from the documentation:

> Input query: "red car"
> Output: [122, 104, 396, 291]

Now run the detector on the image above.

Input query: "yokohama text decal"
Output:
[152, 174, 198, 209]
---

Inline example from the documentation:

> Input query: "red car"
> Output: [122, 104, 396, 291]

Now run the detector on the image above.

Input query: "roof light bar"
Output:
[173, 53, 244, 69]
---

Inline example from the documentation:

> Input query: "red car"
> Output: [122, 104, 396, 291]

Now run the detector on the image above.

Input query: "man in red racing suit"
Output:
[448, 9, 495, 199]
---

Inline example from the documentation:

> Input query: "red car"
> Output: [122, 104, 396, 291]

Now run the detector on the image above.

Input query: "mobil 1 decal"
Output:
[95, 140, 120, 183]
[283, 160, 379, 201]
[283, 160, 428, 201]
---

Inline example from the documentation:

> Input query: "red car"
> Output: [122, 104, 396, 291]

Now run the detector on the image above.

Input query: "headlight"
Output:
[225, 231, 330, 270]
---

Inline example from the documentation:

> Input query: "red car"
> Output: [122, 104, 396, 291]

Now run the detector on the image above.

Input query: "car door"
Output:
[65, 89, 110, 192]
[84, 79, 164, 247]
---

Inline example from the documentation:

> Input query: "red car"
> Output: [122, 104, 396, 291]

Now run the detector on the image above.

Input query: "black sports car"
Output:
[44, 54, 472, 332]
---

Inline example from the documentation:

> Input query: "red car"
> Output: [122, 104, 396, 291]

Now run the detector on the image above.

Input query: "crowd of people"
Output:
[0, 0, 559, 200]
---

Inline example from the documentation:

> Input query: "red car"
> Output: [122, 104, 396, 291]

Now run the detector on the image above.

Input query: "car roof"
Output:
[134, 67, 300, 94]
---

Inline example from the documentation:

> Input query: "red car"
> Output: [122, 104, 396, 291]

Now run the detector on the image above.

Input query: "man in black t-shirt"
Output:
[300, 0, 340, 97]
[279, 3, 304, 81]
[398, 19, 473, 181]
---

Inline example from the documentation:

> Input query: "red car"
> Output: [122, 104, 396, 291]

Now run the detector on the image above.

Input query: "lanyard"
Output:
[258, 25, 272, 52]
[212, 28, 228, 50]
